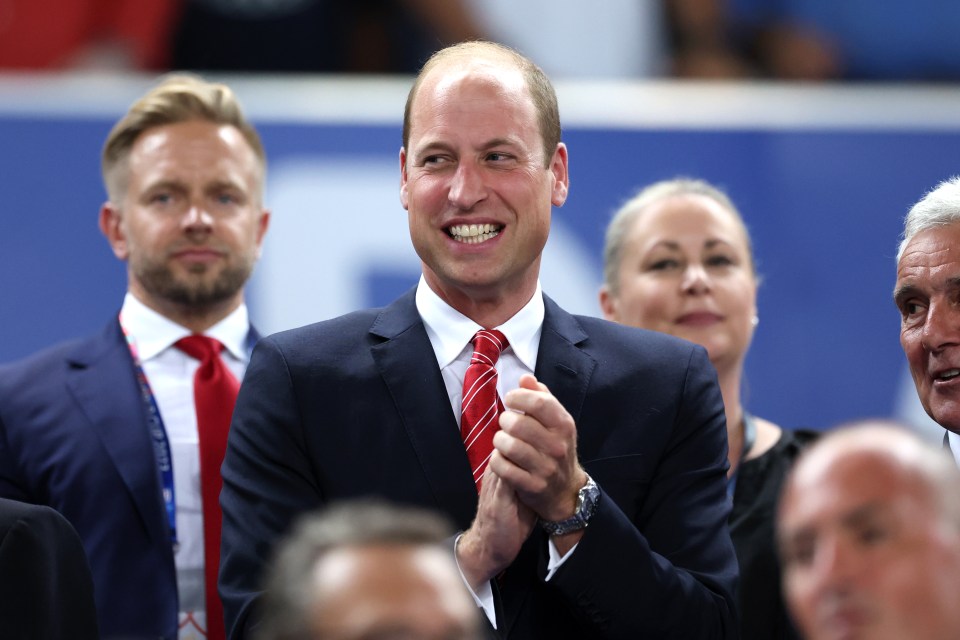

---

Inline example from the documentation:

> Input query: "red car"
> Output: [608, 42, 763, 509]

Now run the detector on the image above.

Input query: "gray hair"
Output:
[897, 176, 960, 262]
[255, 499, 456, 640]
[602, 177, 755, 297]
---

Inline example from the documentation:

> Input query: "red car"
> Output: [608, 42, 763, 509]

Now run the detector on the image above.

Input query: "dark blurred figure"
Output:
[172, 0, 484, 73]
[665, 0, 754, 78]
[668, 0, 960, 81]
[0, 0, 179, 70]
[0, 497, 99, 640]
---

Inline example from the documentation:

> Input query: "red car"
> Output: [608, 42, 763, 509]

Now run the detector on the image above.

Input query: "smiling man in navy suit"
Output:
[220, 41, 737, 639]
[0, 75, 270, 639]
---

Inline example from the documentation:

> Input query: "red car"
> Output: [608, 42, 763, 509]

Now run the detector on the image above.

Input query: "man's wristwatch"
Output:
[539, 474, 600, 536]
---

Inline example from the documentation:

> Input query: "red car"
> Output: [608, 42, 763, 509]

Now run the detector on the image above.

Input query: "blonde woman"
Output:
[600, 178, 816, 640]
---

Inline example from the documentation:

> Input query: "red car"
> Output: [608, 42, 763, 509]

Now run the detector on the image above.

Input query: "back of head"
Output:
[256, 499, 480, 640]
[402, 40, 560, 167]
[897, 176, 960, 262]
[102, 74, 265, 203]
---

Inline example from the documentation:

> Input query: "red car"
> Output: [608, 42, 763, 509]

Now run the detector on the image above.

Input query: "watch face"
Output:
[540, 476, 599, 536]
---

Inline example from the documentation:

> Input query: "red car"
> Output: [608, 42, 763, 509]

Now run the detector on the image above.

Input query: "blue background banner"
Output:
[2, 77, 958, 436]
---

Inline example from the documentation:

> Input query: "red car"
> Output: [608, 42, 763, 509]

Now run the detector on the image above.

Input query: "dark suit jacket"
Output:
[0, 319, 179, 639]
[221, 290, 738, 639]
[0, 497, 99, 639]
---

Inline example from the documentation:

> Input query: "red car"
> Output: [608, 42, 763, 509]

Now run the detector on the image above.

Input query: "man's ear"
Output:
[550, 143, 569, 207]
[99, 203, 129, 261]
[254, 209, 271, 259]
[399, 147, 410, 210]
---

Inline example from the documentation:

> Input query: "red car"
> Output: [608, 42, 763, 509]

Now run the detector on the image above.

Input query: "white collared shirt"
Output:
[415, 277, 577, 626]
[948, 431, 960, 467]
[119, 293, 250, 636]
[415, 275, 543, 422]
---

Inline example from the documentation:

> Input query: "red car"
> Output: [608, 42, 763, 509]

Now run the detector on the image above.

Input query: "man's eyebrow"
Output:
[481, 137, 519, 150]
[894, 276, 960, 305]
[893, 283, 920, 306]
[142, 179, 185, 193]
[838, 501, 891, 533]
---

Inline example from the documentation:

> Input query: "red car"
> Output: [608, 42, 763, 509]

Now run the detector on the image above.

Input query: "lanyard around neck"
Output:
[119, 313, 179, 550]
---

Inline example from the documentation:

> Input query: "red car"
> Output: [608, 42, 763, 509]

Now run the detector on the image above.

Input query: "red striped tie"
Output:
[461, 330, 508, 491]
[175, 335, 239, 640]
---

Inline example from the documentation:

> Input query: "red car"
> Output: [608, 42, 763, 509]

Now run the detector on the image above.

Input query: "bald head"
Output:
[778, 424, 960, 640]
[785, 425, 960, 525]
[402, 41, 560, 167]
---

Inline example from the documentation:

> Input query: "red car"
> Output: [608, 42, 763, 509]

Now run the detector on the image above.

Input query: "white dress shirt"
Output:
[948, 431, 960, 467]
[119, 293, 250, 638]
[415, 277, 579, 626]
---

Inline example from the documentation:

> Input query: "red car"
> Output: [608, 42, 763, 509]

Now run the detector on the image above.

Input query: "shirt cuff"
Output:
[453, 533, 498, 629]
[545, 537, 579, 581]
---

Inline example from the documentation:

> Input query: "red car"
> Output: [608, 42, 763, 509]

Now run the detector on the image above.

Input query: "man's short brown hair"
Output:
[402, 41, 561, 168]
[102, 74, 265, 202]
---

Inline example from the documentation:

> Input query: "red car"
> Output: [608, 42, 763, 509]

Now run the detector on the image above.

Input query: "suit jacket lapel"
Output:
[502, 296, 597, 638]
[369, 289, 479, 528]
[535, 296, 596, 427]
[65, 320, 168, 544]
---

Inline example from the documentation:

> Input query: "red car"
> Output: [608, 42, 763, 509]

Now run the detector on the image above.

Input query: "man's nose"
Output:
[448, 162, 487, 209]
[922, 297, 960, 352]
[812, 535, 858, 593]
[181, 204, 214, 230]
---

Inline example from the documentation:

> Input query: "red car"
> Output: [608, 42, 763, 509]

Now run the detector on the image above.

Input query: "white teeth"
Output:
[940, 369, 960, 380]
[448, 224, 502, 244]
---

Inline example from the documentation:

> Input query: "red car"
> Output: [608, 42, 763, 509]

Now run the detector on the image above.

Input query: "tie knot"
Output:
[471, 329, 508, 365]
[175, 335, 224, 362]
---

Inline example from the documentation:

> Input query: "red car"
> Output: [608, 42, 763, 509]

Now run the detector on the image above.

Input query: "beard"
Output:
[132, 254, 255, 310]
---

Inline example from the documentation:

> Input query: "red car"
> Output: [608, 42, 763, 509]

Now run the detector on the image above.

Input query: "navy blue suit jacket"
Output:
[0, 318, 233, 639]
[221, 290, 738, 639]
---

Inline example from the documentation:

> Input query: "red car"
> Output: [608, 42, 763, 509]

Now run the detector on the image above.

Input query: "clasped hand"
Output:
[457, 373, 587, 587]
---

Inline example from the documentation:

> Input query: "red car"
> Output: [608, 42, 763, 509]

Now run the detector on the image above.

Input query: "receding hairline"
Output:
[408, 41, 531, 107]
[402, 40, 560, 167]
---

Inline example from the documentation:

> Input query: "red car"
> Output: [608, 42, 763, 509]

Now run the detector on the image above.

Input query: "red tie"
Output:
[461, 330, 508, 491]
[175, 335, 239, 640]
